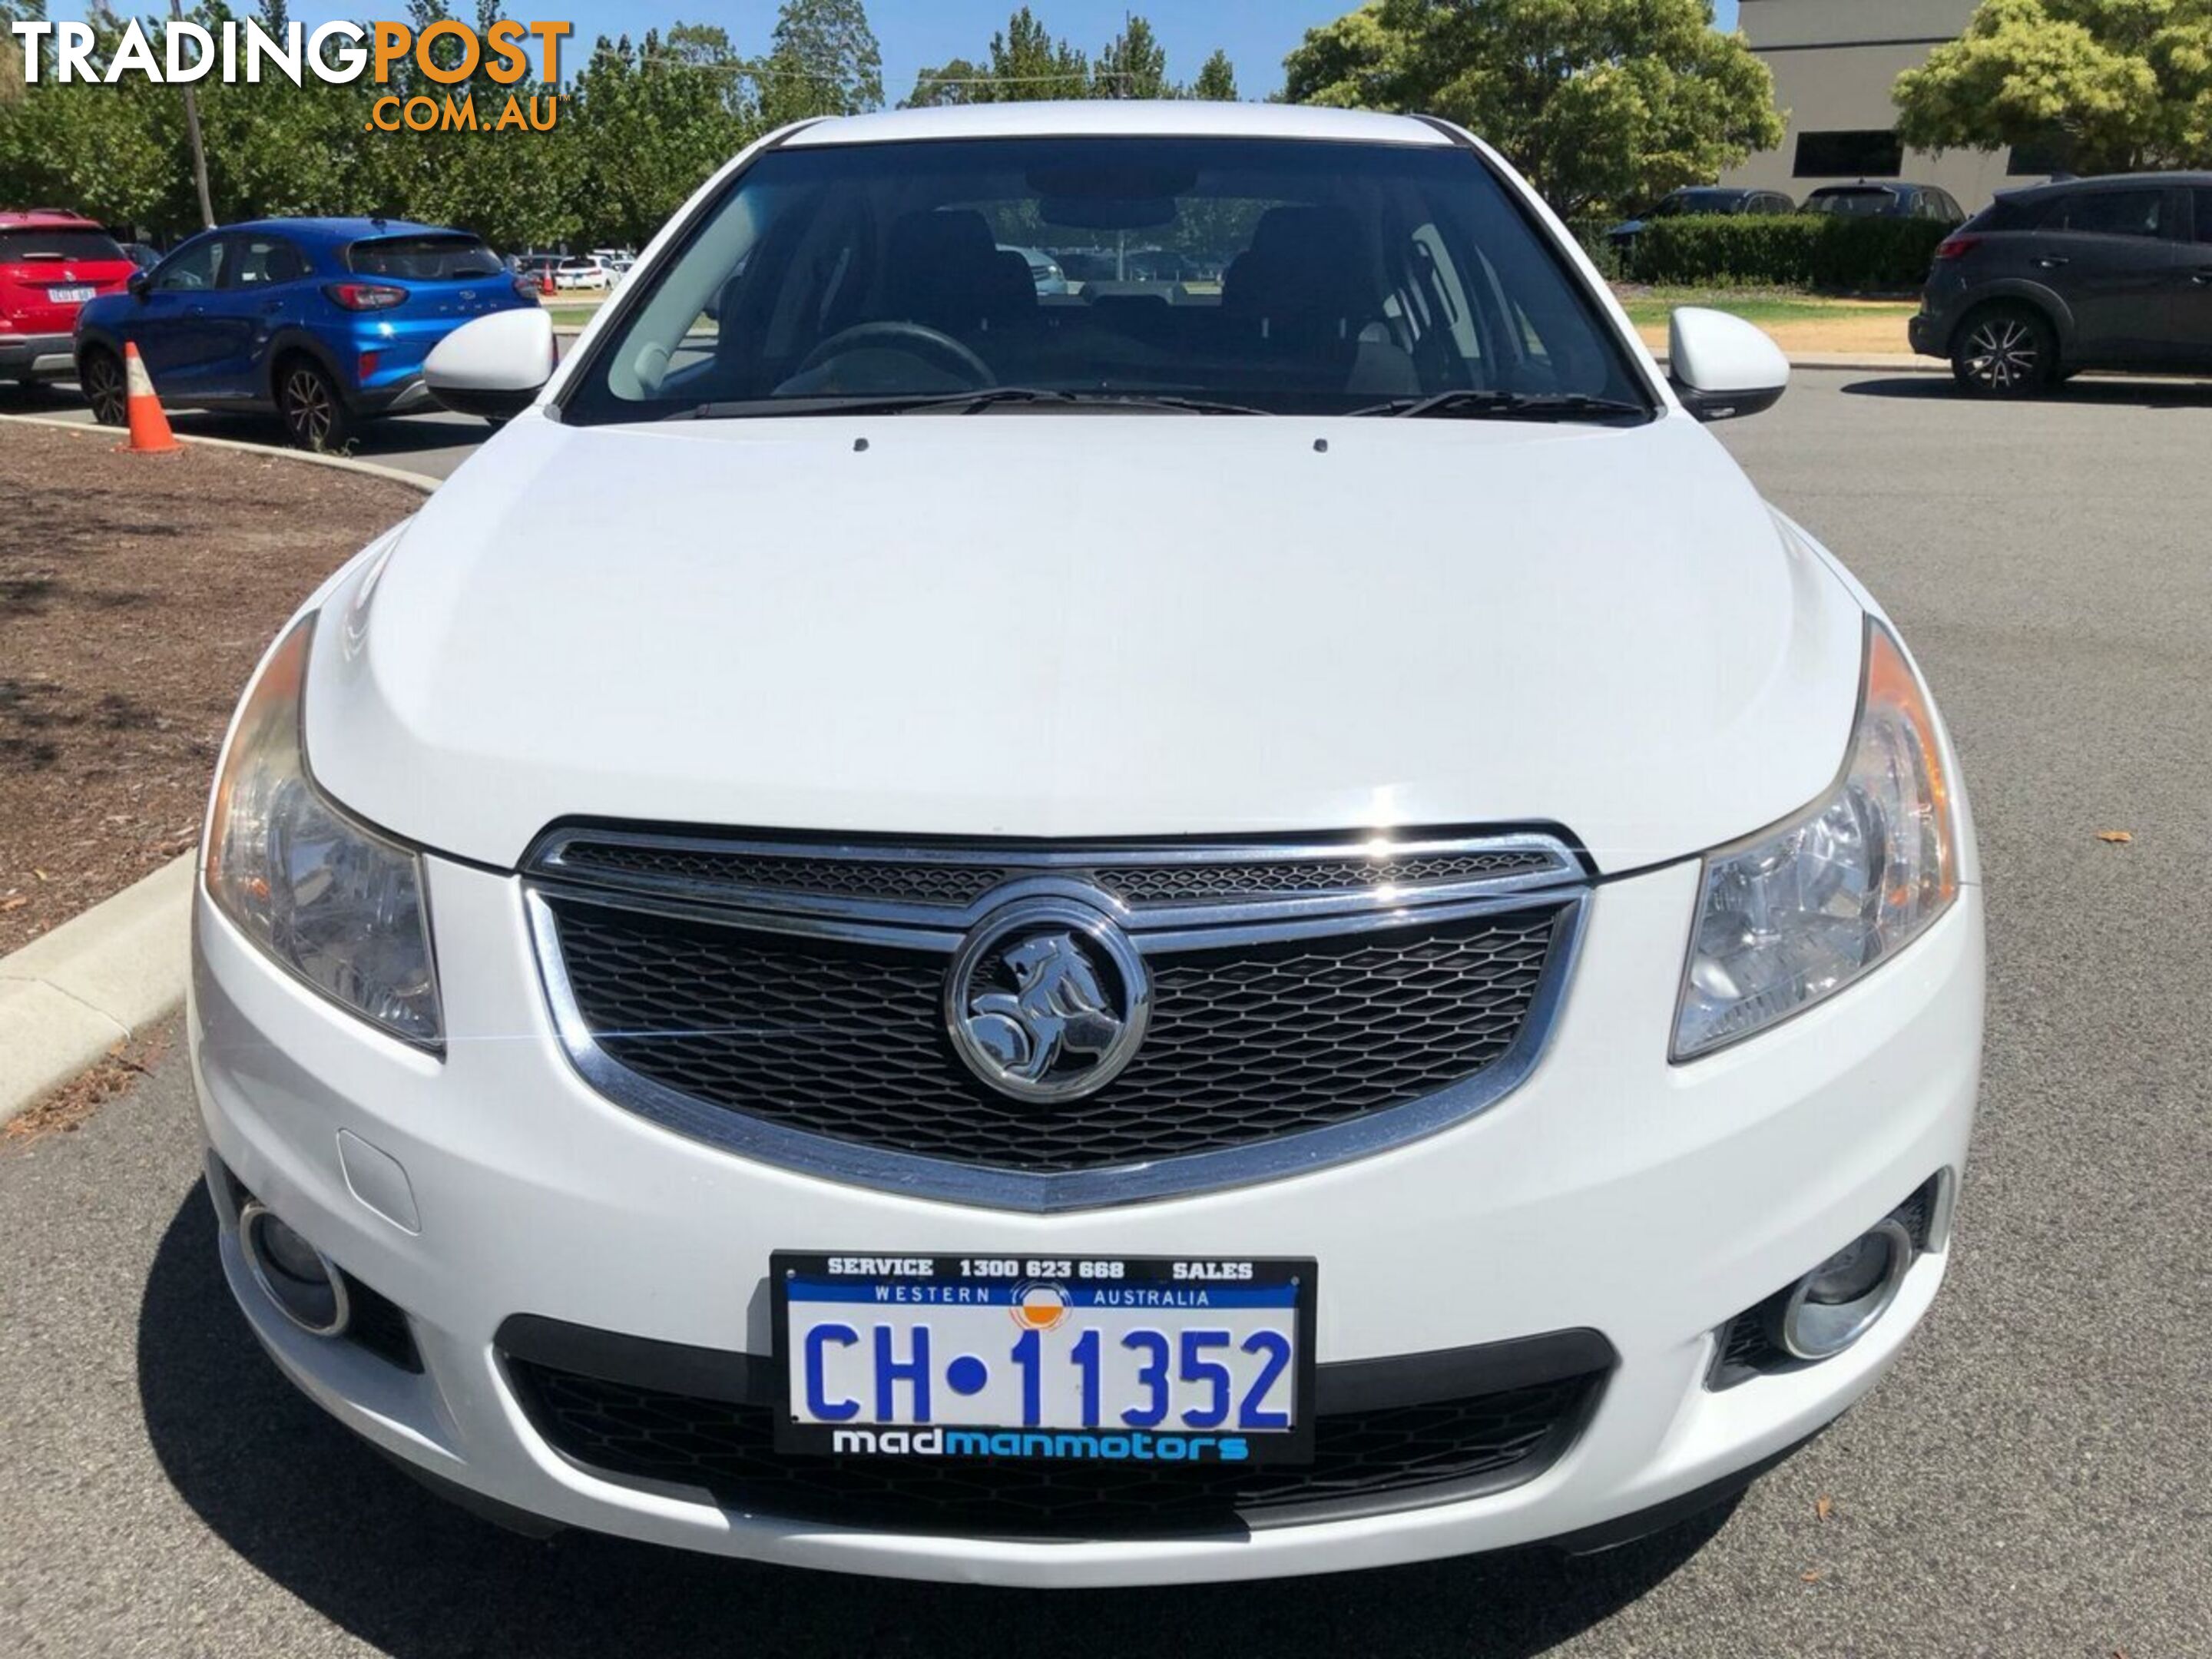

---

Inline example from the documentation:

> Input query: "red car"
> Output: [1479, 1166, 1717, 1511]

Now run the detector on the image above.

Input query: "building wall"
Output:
[1721, 0, 2038, 212]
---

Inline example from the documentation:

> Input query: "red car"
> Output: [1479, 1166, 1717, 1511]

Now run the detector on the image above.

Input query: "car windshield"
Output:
[564, 134, 1651, 422]
[1808, 190, 1899, 218]
[0, 228, 127, 263]
[349, 234, 503, 280]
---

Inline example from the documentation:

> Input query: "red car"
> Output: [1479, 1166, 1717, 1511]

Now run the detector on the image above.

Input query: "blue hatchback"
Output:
[74, 216, 536, 449]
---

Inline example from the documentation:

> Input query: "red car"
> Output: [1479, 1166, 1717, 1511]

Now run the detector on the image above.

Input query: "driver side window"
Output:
[154, 237, 228, 293]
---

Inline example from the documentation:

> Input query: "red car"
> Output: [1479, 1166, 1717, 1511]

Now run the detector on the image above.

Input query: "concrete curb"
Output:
[0, 856, 194, 1124]
[0, 412, 440, 495]
[0, 419, 442, 1124]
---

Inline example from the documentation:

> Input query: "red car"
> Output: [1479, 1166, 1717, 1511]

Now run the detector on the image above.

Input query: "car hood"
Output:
[306, 412, 1864, 873]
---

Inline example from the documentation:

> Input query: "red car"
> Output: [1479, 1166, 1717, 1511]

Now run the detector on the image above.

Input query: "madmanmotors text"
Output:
[830, 1427, 1253, 1462]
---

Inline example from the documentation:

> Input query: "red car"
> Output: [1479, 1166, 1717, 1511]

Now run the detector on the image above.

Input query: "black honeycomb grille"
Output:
[548, 900, 1565, 1173]
[505, 1360, 1599, 1536]
[551, 843, 1008, 908]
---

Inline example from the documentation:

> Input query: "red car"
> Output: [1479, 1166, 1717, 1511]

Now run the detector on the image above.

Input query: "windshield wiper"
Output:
[1350, 389, 1650, 422]
[675, 387, 1268, 420]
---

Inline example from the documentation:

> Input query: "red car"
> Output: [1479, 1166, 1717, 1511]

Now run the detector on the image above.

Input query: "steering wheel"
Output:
[793, 321, 995, 389]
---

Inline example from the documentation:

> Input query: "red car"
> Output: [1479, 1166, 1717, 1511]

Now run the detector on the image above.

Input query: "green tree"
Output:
[986, 5, 1091, 99]
[1, 2, 44, 104]
[761, 0, 882, 123]
[0, 4, 180, 231]
[906, 9, 1229, 106]
[1191, 48, 1238, 103]
[901, 55, 986, 108]
[338, 0, 584, 250]
[906, 7, 1090, 104]
[1282, 0, 1784, 216]
[1095, 15, 1167, 100]
[1894, 0, 2212, 175]
[565, 30, 758, 247]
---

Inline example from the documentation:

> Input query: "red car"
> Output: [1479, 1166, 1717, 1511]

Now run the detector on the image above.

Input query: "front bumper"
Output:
[0, 332, 76, 380]
[190, 856, 1982, 1585]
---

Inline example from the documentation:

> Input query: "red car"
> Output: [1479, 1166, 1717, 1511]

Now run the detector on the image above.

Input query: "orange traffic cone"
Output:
[120, 342, 180, 455]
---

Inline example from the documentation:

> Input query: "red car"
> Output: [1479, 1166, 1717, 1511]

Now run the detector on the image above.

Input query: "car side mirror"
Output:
[1667, 306, 1790, 422]
[423, 308, 557, 420]
[127, 270, 150, 300]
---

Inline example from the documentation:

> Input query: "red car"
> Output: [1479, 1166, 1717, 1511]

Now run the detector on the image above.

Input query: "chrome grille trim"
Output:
[525, 826, 1583, 931]
[522, 827, 1589, 1212]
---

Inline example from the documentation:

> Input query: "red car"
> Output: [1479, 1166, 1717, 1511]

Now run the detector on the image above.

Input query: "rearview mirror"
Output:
[127, 270, 149, 300]
[1667, 306, 1789, 422]
[423, 308, 557, 419]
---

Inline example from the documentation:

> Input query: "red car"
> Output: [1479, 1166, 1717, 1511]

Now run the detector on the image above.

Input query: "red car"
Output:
[0, 210, 137, 386]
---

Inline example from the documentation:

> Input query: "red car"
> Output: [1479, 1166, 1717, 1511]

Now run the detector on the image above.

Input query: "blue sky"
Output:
[45, 3, 1748, 100]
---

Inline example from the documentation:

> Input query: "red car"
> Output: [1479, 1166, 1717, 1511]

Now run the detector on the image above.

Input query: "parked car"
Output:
[119, 241, 164, 271]
[1051, 247, 1118, 283]
[999, 243, 1072, 296]
[0, 209, 137, 386]
[74, 216, 537, 449]
[551, 256, 612, 290]
[1605, 186, 1796, 250]
[1803, 182, 1965, 224]
[196, 101, 1981, 1583]
[1910, 171, 2212, 395]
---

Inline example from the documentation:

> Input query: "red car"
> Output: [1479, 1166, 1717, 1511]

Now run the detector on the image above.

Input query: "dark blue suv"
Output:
[74, 216, 535, 449]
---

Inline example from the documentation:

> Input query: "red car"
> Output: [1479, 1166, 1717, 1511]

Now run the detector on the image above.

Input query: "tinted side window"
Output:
[2051, 190, 2166, 238]
[1965, 197, 2034, 233]
[2194, 190, 2212, 243]
[232, 237, 310, 286]
[153, 237, 227, 292]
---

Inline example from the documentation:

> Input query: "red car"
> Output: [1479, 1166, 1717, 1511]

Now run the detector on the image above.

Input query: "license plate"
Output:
[50, 286, 94, 303]
[773, 1253, 1316, 1464]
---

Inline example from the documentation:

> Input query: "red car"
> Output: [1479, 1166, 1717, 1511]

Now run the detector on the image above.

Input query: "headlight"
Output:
[204, 615, 442, 1048]
[1674, 620, 1958, 1060]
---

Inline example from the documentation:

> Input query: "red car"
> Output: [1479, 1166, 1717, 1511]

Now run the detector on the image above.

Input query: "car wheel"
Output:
[80, 349, 127, 426]
[1952, 305, 2057, 398]
[276, 357, 352, 452]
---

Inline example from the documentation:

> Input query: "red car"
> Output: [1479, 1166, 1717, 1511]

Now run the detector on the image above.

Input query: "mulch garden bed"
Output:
[0, 422, 425, 955]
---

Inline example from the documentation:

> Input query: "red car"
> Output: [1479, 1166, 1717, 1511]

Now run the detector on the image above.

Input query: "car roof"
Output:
[0, 209, 108, 230]
[783, 99, 1452, 150]
[1808, 182, 1928, 194]
[1998, 170, 2212, 203]
[204, 217, 462, 243]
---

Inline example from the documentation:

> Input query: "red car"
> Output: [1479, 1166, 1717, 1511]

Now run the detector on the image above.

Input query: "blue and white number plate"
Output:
[50, 286, 95, 303]
[773, 1253, 1316, 1464]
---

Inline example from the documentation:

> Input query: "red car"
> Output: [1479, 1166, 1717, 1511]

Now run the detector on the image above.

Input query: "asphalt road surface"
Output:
[5, 371, 2210, 1657]
[0, 382, 487, 481]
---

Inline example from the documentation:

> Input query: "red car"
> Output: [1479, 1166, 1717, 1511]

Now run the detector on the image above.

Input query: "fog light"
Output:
[238, 1200, 351, 1338]
[1767, 1217, 1913, 1361]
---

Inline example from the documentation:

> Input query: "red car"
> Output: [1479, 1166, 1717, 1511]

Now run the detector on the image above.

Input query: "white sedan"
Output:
[189, 100, 1982, 1587]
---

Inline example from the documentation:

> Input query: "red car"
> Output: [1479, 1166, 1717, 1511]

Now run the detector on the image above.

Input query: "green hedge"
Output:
[1627, 214, 1951, 290]
[1564, 217, 1624, 281]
